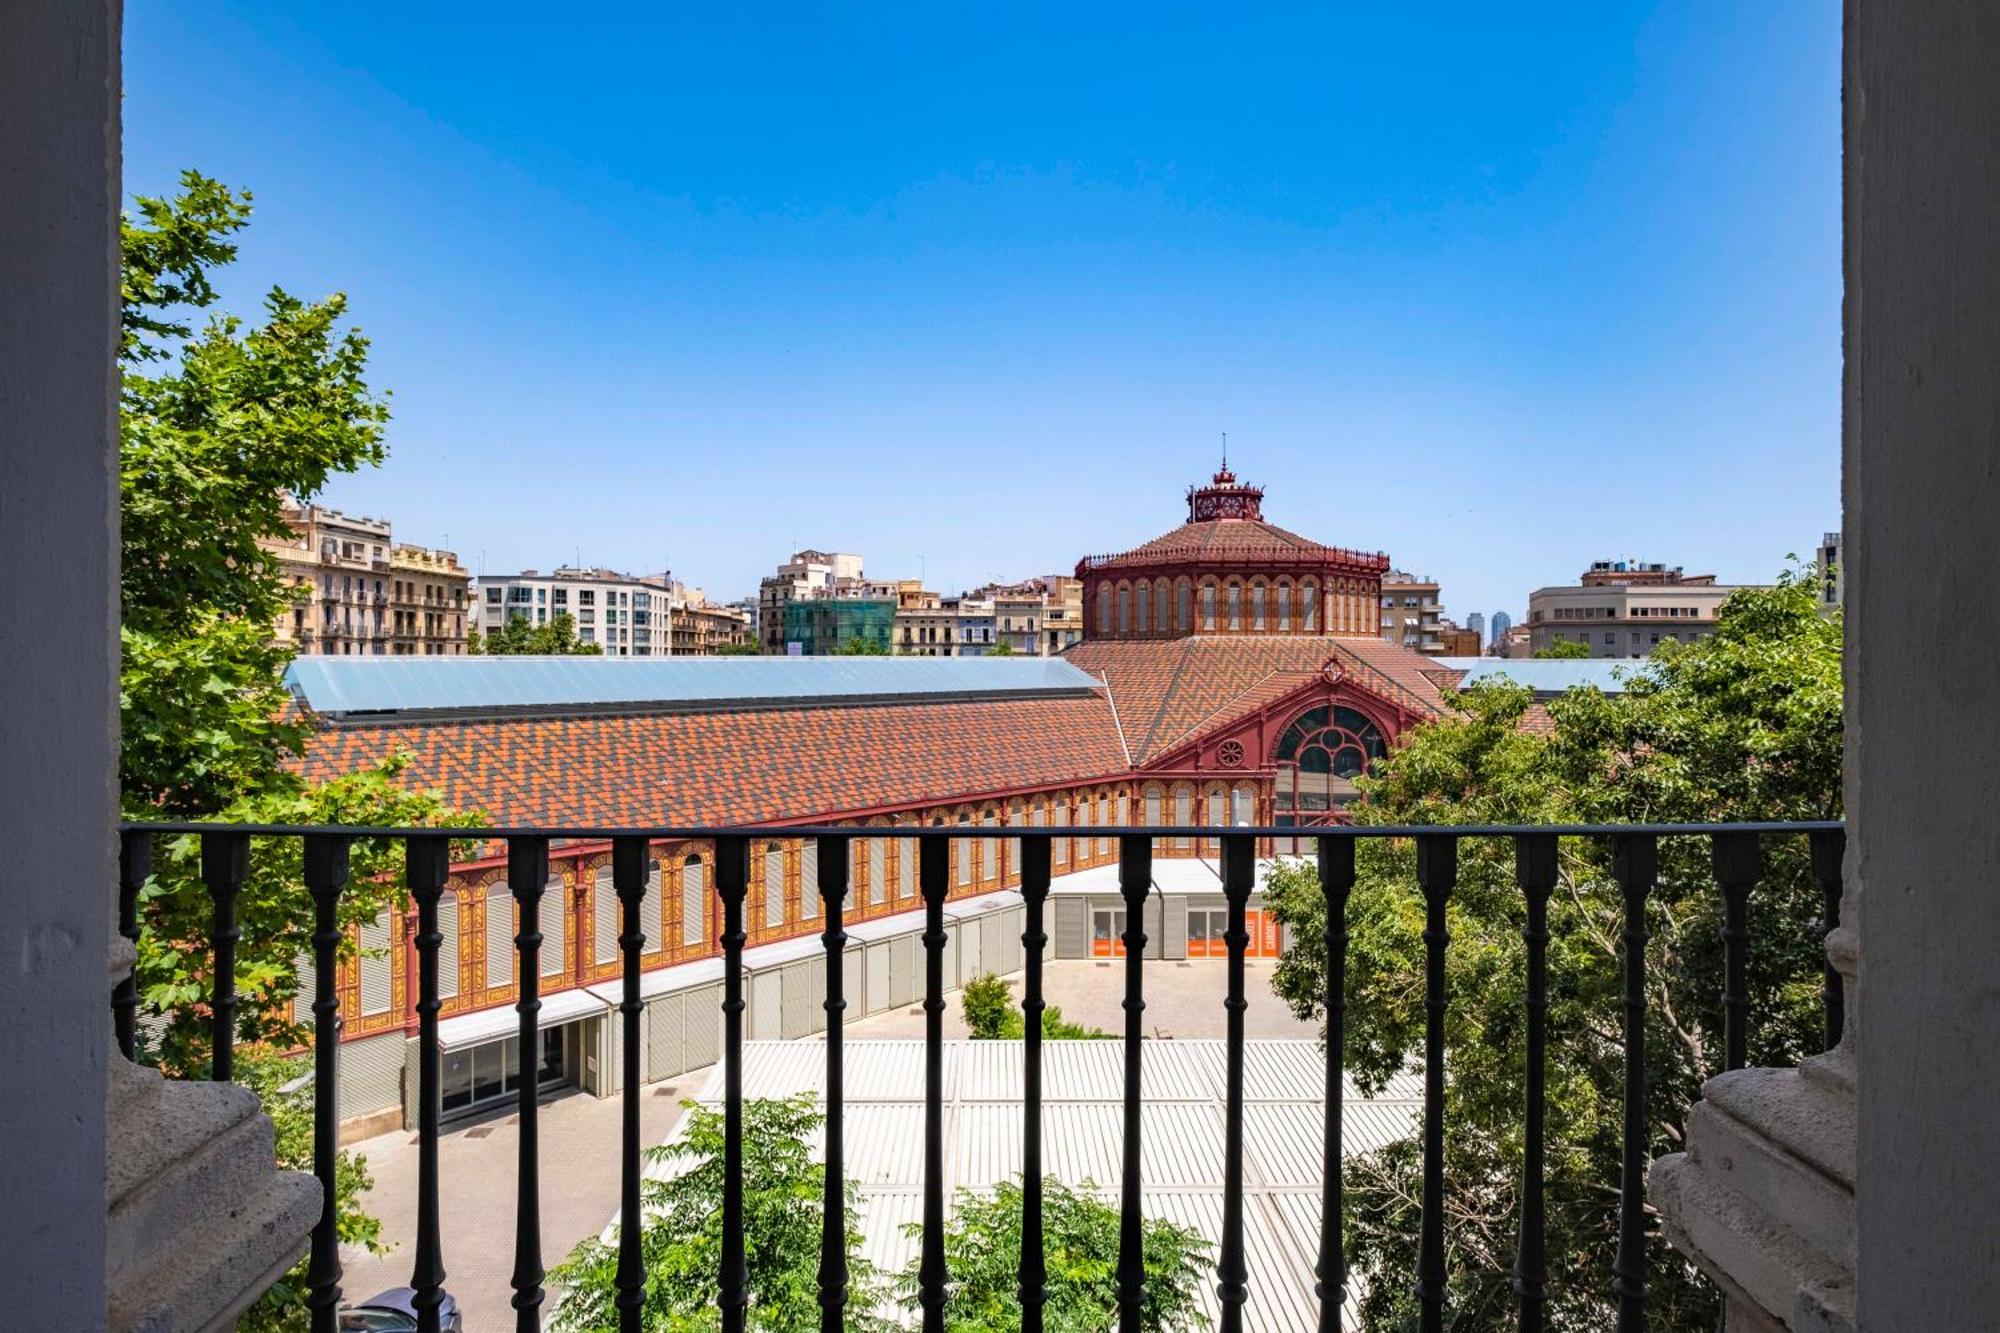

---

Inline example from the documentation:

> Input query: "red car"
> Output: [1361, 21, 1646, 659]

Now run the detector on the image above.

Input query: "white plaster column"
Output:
[1654, 2, 2000, 1328]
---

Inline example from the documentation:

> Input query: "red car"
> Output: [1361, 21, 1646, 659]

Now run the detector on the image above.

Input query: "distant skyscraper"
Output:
[1490, 610, 1512, 647]
[1466, 611, 1486, 644]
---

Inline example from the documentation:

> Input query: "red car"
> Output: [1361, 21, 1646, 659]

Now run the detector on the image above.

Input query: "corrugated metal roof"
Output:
[1435, 656, 1653, 695]
[606, 1040, 1414, 1329]
[284, 654, 1103, 720]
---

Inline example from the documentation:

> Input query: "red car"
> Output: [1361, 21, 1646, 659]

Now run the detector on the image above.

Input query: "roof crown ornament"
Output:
[1186, 445, 1265, 522]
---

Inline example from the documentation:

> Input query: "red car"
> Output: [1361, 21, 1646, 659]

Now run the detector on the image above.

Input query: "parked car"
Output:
[338, 1287, 464, 1332]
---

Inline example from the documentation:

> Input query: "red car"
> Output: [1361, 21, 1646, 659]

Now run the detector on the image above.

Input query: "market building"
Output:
[290, 467, 1476, 1137]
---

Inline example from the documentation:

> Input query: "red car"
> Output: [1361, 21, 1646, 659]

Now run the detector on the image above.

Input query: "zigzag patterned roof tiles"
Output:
[294, 693, 1131, 826]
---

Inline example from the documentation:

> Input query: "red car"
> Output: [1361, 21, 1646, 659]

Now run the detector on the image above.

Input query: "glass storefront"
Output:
[442, 1027, 565, 1118]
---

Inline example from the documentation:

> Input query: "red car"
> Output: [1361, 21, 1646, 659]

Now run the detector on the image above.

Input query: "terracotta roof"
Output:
[1078, 518, 1390, 572]
[1065, 635, 1452, 765]
[294, 693, 1130, 826]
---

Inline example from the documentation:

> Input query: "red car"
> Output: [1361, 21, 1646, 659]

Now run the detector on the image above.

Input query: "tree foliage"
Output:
[551, 1096, 891, 1332]
[470, 609, 606, 655]
[1264, 577, 1841, 1331]
[902, 1177, 1211, 1332]
[1531, 639, 1592, 659]
[120, 172, 481, 1322]
[960, 973, 1112, 1040]
[835, 635, 888, 656]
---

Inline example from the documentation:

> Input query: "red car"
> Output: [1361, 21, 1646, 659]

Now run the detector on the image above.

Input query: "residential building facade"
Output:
[1817, 529, 1844, 612]
[262, 500, 469, 656]
[1526, 560, 1760, 658]
[891, 577, 1084, 657]
[757, 549, 865, 654]
[476, 566, 751, 656]
[1379, 570, 1447, 655]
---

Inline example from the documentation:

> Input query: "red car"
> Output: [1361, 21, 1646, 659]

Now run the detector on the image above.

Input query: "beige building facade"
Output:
[1526, 560, 1756, 658]
[892, 576, 1084, 657]
[263, 501, 469, 657]
[1379, 570, 1447, 655]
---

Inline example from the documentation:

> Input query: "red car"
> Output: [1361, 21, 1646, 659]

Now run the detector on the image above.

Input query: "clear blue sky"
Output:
[125, 3, 1839, 620]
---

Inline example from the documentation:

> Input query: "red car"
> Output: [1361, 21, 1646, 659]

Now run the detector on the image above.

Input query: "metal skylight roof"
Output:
[284, 654, 1105, 721]
[1435, 656, 1653, 695]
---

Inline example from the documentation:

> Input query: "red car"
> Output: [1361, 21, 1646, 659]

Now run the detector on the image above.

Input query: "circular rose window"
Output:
[1218, 739, 1246, 768]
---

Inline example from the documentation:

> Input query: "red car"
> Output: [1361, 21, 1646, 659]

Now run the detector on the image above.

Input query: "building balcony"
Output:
[111, 816, 1842, 1329]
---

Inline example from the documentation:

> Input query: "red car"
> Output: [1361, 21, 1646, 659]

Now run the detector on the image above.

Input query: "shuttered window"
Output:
[438, 893, 460, 999]
[1145, 788, 1162, 828]
[487, 884, 513, 987]
[957, 820, 972, 887]
[540, 878, 565, 978]
[644, 859, 663, 954]
[1233, 785, 1256, 825]
[764, 846, 785, 928]
[801, 841, 820, 920]
[294, 951, 315, 1025]
[1053, 801, 1068, 867]
[1175, 788, 1194, 848]
[982, 815, 998, 883]
[594, 865, 618, 965]
[898, 837, 914, 899]
[683, 856, 706, 946]
[1208, 789, 1225, 829]
[1098, 795, 1112, 855]
[359, 912, 393, 1016]
[870, 839, 887, 906]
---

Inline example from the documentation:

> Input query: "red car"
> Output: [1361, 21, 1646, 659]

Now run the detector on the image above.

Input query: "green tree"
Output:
[1263, 577, 1841, 1331]
[903, 1177, 1211, 1332]
[714, 640, 765, 656]
[985, 640, 1017, 656]
[120, 172, 480, 1324]
[1532, 639, 1593, 659]
[471, 609, 605, 655]
[550, 1096, 891, 1331]
[959, 973, 1112, 1040]
[835, 634, 888, 656]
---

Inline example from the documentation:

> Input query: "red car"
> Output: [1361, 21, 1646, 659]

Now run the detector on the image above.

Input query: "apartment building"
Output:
[1379, 570, 1448, 655]
[1526, 559, 1760, 658]
[891, 577, 1085, 657]
[1817, 530, 1844, 612]
[476, 566, 750, 656]
[757, 549, 865, 654]
[262, 500, 468, 656]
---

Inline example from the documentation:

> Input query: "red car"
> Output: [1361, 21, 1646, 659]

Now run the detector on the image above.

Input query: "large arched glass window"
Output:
[1176, 580, 1192, 633]
[1154, 582, 1170, 635]
[1201, 583, 1217, 632]
[1226, 583, 1242, 631]
[1276, 580, 1292, 632]
[1301, 581, 1319, 632]
[1251, 582, 1267, 631]
[1133, 580, 1149, 633]
[1097, 585, 1113, 636]
[1273, 705, 1388, 830]
[1117, 584, 1132, 635]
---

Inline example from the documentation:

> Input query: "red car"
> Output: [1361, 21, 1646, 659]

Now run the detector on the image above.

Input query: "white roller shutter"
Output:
[594, 866, 618, 965]
[683, 857, 707, 946]
[359, 912, 393, 1016]
[764, 847, 785, 928]
[540, 877, 565, 978]
[487, 884, 513, 987]
[801, 841, 820, 919]
[898, 839, 914, 900]
[869, 840, 886, 906]
[438, 893, 459, 1000]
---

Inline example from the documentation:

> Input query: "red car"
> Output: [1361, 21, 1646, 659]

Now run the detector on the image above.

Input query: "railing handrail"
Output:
[119, 818, 1844, 839]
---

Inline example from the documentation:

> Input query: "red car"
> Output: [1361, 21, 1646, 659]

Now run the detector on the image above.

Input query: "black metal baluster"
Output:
[612, 837, 650, 1333]
[1413, 835, 1456, 1333]
[1514, 833, 1558, 1333]
[509, 836, 550, 1331]
[1017, 835, 1053, 1333]
[716, 836, 751, 1333]
[202, 830, 249, 1082]
[116, 830, 149, 1061]
[1611, 834, 1657, 1332]
[304, 834, 352, 1333]
[818, 834, 852, 1332]
[1713, 833, 1761, 1073]
[1809, 830, 1846, 1050]
[1317, 836, 1356, 1332]
[408, 836, 452, 1333]
[1218, 833, 1255, 1333]
[1116, 833, 1152, 1333]
[919, 835, 952, 1333]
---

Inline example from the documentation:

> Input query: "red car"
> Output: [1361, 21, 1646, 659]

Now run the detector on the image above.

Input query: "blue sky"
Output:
[125, 3, 1839, 620]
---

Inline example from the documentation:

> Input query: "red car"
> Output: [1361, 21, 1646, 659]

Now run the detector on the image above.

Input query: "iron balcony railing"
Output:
[115, 819, 1846, 1333]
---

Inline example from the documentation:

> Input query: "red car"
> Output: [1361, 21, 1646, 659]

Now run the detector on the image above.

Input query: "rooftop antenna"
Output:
[1221, 431, 1228, 472]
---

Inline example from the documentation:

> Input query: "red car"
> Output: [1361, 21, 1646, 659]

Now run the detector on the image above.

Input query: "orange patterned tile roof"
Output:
[294, 693, 1131, 826]
[1064, 635, 1453, 764]
[1078, 517, 1390, 571]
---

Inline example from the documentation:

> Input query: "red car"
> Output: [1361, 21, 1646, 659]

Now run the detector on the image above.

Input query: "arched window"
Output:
[1231, 784, 1257, 825]
[1154, 582, 1170, 635]
[1226, 582, 1242, 631]
[1133, 580, 1149, 633]
[1143, 785, 1163, 829]
[1276, 580, 1293, 632]
[1176, 579, 1192, 633]
[682, 854, 707, 946]
[1301, 580, 1319, 632]
[1173, 784, 1194, 849]
[1097, 585, 1113, 636]
[1117, 584, 1132, 635]
[763, 844, 786, 928]
[1201, 583, 1217, 632]
[869, 838, 887, 907]
[1272, 705, 1389, 830]
[957, 813, 973, 887]
[1251, 581, 1267, 631]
